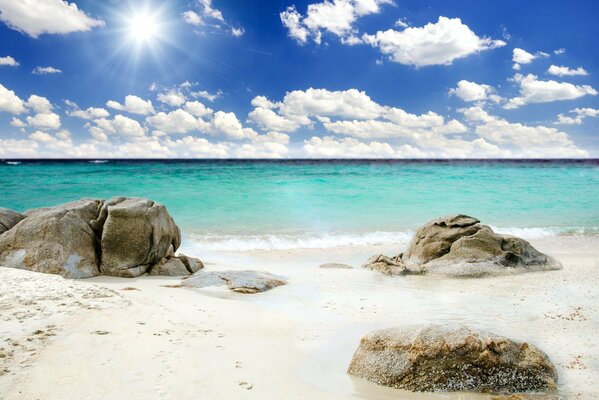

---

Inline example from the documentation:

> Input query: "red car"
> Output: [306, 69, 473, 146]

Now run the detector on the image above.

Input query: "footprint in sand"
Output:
[238, 381, 253, 390]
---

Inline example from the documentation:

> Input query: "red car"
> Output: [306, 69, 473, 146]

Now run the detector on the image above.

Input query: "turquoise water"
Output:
[1, 160, 598, 249]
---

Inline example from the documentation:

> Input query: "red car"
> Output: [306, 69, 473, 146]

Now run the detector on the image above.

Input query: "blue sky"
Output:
[0, 0, 597, 158]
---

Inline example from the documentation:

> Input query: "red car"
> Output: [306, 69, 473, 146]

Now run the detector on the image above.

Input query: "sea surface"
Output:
[1, 159, 598, 251]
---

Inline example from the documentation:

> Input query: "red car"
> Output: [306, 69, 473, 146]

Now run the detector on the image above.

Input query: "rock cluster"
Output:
[0, 197, 201, 278]
[348, 324, 558, 394]
[363, 215, 560, 277]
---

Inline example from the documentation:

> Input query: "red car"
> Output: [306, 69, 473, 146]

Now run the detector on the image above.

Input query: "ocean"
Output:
[1, 159, 598, 251]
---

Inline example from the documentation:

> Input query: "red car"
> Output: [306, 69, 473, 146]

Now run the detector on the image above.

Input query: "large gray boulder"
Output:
[0, 199, 102, 278]
[0, 208, 26, 236]
[366, 215, 560, 277]
[348, 324, 558, 394]
[92, 197, 181, 277]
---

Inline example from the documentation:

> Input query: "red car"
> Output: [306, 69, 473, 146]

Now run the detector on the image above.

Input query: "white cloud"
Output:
[281, 0, 393, 45]
[183, 0, 243, 37]
[146, 109, 200, 134]
[94, 115, 146, 138]
[0, 55, 19, 67]
[184, 101, 213, 117]
[32, 66, 61, 74]
[106, 95, 155, 115]
[182, 10, 202, 26]
[210, 111, 258, 140]
[26, 95, 53, 113]
[554, 48, 566, 55]
[303, 136, 396, 158]
[164, 136, 230, 158]
[556, 108, 599, 125]
[10, 117, 26, 128]
[512, 48, 548, 70]
[68, 107, 110, 120]
[26, 112, 61, 130]
[362, 17, 505, 67]
[0, 0, 104, 38]
[191, 89, 222, 102]
[449, 80, 501, 103]
[547, 65, 589, 77]
[0, 139, 39, 157]
[504, 74, 597, 109]
[461, 106, 586, 157]
[248, 107, 304, 132]
[157, 89, 186, 107]
[0, 83, 26, 114]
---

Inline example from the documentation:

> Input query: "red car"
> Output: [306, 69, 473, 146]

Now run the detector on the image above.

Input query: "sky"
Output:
[0, 0, 598, 159]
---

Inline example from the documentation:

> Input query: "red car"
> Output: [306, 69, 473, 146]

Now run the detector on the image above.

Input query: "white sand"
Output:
[0, 235, 597, 399]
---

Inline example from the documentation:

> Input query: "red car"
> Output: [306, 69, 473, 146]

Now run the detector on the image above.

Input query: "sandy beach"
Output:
[0, 235, 597, 400]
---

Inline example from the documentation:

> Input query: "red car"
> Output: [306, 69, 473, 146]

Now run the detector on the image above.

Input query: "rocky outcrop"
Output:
[348, 324, 558, 394]
[0, 197, 199, 279]
[0, 208, 26, 236]
[365, 215, 560, 277]
[181, 270, 286, 293]
[92, 197, 181, 277]
[0, 199, 103, 278]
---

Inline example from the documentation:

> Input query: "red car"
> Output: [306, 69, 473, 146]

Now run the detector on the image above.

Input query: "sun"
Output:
[129, 13, 158, 42]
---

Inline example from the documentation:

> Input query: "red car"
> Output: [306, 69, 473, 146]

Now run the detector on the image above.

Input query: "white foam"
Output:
[183, 231, 414, 252]
[89, 160, 109, 164]
[5, 161, 21, 165]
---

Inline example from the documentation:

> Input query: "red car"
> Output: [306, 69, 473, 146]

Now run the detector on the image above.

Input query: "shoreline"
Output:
[1, 234, 598, 399]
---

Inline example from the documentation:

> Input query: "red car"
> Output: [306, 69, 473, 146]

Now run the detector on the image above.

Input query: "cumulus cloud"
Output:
[67, 106, 110, 120]
[182, 0, 244, 37]
[362, 17, 505, 67]
[449, 80, 501, 103]
[0, 0, 104, 38]
[0, 83, 26, 114]
[146, 109, 200, 134]
[106, 95, 155, 115]
[280, 0, 393, 45]
[26, 112, 61, 130]
[461, 106, 586, 157]
[504, 74, 597, 109]
[191, 89, 222, 102]
[26, 95, 53, 113]
[157, 89, 186, 107]
[32, 66, 61, 74]
[93, 115, 146, 139]
[547, 65, 589, 77]
[184, 101, 213, 117]
[556, 108, 599, 125]
[0, 55, 19, 67]
[303, 136, 396, 158]
[512, 48, 548, 70]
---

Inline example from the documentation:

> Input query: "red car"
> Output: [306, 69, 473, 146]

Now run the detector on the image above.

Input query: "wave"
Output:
[182, 226, 598, 252]
[89, 160, 109, 164]
[5, 161, 21, 165]
[184, 231, 414, 252]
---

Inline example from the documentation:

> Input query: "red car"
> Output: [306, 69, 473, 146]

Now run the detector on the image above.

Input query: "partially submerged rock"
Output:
[348, 324, 558, 394]
[182, 270, 286, 293]
[0, 208, 26, 236]
[365, 215, 560, 277]
[0, 199, 103, 278]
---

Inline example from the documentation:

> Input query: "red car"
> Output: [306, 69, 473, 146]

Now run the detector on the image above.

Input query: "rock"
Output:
[0, 208, 26, 235]
[348, 324, 558, 394]
[93, 197, 181, 277]
[149, 257, 190, 276]
[362, 254, 422, 276]
[0, 199, 103, 278]
[402, 214, 483, 266]
[319, 263, 353, 269]
[178, 253, 204, 273]
[366, 215, 560, 277]
[182, 270, 286, 294]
